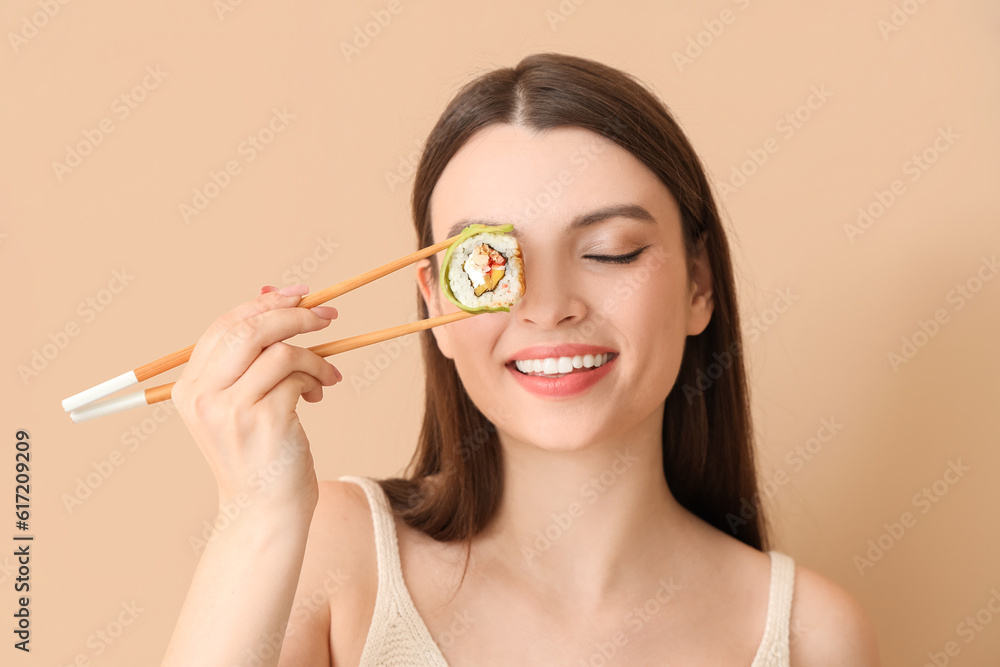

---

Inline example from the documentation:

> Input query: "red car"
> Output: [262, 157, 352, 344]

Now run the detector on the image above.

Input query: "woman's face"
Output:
[417, 124, 713, 452]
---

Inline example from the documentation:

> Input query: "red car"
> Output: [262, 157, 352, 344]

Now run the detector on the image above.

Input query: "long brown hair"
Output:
[378, 53, 770, 567]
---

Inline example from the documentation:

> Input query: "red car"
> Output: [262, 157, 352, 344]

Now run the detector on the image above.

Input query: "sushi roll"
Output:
[440, 223, 525, 313]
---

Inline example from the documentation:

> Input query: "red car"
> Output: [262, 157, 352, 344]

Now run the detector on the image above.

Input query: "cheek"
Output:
[447, 316, 511, 422]
[447, 315, 505, 369]
[614, 267, 690, 367]
[601, 261, 689, 320]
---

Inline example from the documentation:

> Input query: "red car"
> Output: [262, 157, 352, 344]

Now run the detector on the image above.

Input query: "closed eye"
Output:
[585, 246, 648, 264]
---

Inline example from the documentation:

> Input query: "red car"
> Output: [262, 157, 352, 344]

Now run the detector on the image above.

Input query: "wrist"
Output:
[215, 493, 316, 535]
[218, 484, 318, 518]
[202, 502, 313, 558]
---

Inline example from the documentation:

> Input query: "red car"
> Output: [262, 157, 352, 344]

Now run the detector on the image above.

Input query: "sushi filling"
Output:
[463, 243, 507, 296]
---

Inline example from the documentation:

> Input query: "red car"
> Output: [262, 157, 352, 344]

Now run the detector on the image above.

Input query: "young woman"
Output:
[161, 53, 880, 666]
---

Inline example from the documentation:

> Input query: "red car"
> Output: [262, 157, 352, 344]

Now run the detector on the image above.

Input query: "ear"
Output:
[415, 257, 456, 359]
[686, 235, 715, 336]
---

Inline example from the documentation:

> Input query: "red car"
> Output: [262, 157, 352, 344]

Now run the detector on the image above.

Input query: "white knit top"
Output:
[340, 475, 795, 666]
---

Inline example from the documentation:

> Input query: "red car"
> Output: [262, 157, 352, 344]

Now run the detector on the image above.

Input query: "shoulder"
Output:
[788, 561, 881, 666]
[276, 479, 378, 665]
[313, 478, 376, 540]
[308, 478, 377, 583]
[299, 479, 380, 661]
[298, 481, 379, 608]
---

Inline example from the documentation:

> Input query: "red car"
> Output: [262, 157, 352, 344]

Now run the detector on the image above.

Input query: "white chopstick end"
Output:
[69, 390, 148, 424]
[62, 370, 139, 412]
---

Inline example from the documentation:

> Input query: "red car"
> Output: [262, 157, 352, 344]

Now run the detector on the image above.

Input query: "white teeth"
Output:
[513, 353, 613, 376]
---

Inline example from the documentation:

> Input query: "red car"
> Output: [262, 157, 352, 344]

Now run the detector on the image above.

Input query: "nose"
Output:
[512, 251, 587, 329]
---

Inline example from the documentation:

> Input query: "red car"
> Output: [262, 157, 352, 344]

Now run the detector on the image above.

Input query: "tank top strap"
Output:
[750, 549, 796, 666]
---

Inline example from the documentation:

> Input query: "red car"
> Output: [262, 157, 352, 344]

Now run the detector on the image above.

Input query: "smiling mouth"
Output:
[508, 353, 619, 378]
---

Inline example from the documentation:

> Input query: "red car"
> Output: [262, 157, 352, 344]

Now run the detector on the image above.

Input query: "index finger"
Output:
[197, 294, 338, 392]
[186, 284, 315, 375]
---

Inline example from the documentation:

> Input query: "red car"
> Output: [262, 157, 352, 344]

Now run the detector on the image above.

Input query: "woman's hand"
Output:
[171, 284, 342, 518]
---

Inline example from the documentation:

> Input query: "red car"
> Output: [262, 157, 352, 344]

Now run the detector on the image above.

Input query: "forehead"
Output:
[429, 124, 676, 242]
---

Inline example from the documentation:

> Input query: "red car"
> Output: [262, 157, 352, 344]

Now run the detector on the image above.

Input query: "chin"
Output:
[497, 418, 607, 454]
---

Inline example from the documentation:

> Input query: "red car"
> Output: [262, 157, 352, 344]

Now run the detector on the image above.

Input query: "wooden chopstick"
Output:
[61, 232, 463, 413]
[68, 309, 477, 423]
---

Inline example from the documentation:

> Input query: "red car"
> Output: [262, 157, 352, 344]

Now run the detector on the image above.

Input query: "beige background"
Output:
[2, 1, 998, 665]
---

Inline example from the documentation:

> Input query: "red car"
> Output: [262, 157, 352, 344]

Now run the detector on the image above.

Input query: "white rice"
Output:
[446, 232, 523, 309]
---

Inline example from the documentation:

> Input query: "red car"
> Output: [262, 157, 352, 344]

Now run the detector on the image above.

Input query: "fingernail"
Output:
[310, 306, 338, 319]
[279, 284, 309, 296]
[259, 285, 278, 295]
[334, 367, 343, 382]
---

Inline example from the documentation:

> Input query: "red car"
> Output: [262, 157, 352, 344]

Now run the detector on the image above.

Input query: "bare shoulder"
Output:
[309, 479, 378, 664]
[292, 480, 374, 616]
[788, 563, 881, 666]
[307, 478, 377, 599]
[312, 478, 376, 547]
[276, 479, 376, 666]
[312, 476, 373, 534]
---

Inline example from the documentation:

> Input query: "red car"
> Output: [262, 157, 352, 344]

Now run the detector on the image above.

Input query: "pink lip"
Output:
[506, 344, 617, 363]
[506, 350, 619, 399]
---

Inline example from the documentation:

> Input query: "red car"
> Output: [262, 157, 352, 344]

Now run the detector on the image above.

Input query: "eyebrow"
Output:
[444, 203, 657, 241]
